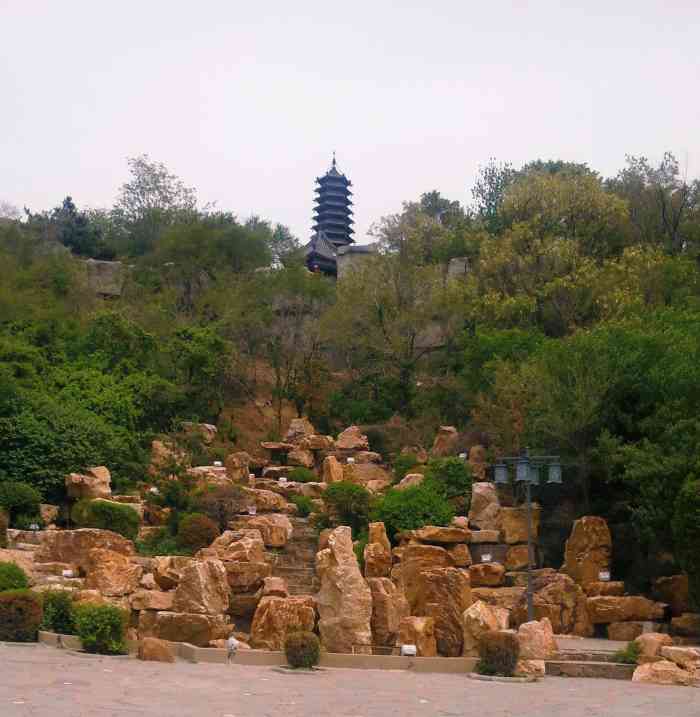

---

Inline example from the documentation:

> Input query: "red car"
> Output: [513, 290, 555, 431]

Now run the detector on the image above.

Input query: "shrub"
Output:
[0, 561, 29, 592]
[612, 641, 641, 665]
[284, 631, 321, 669]
[73, 603, 127, 654]
[372, 483, 455, 543]
[423, 457, 473, 513]
[288, 467, 317, 484]
[71, 499, 140, 540]
[136, 528, 192, 557]
[290, 494, 314, 518]
[672, 478, 700, 610]
[177, 513, 220, 551]
[0, 590, 43, 642]
[476, 631, 520, 677]
[322, 481, 372, 536]
[40, 590, 76, 635]
[0, 481, 42, 523]
[393, 453, 419, 482]
[13, 514, 44, 531]
[194, 484, 247, 531]
[0, 509, 7, 549]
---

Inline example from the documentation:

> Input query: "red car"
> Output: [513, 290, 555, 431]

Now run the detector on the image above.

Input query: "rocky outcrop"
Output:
[203, 530, 265, 563]
[322, 456, 344, 483]
[431, 426, 458, 457]
[517, 618, 558, 659]
[172, 560, 229, 615]
[243, 515, 293, 548]
[85, 548, 142, 596]
[249, 595, 316, 650]
[462, 600, 507, 656]
[412, 526, 471, 544]
[65, 467, 112, 500]
[660, 646, 700, 670]
[448, 544, 472, 567]
[653, 575, 689, 617]
[242, 488, 290, 513]
[586, 596, 666, 624]
[139, 611, 232, 647]
[400, 544, 453, 612]
[285, 417, 316, 444]
[470, 562, 505, 587]
[561, 516, 612, 586]
[288, 448, 315, 469]
[395, 473, 424, 490]
[505, 545, 531, 571]
[363, 522, 392, 578]
[367, 577, 409, 647]
[224, 561, 272, 593]
[398, 616, 437, 657]
[152, 556, 194, 591]
[501, 506, 540, 544]
[130, 589, 174, 611]
[472, 587, 526, 612]
[225, 451, 252, 483]
[467, 483, 501, 531]
[632, 660, 700, 687]
[315, 526, 373, 653]
[35, 529, 134, 573]
[138, 637, 176, 663]
[634, 632, 674, 664]
[336, 426, 369, 451]
[671, 613, 700, 637]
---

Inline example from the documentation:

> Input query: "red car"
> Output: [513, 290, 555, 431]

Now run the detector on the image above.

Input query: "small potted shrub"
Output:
[476, 631, 520, 677]
[0, 590, 43, 642]
[284, 631, 321, 670]
[73, 603, 128, 655]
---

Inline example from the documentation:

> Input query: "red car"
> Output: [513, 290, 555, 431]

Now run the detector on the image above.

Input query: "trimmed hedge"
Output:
[0, 481, 41, 524]
[477, 631, 520, 677]
[0, 590, 43, 642]
[284, 631, 321, 669]
[0, 561, 29, 592]
[40, 590, 76, 635]
[71, 499, 140, 540]
[73, 603, 127, 654]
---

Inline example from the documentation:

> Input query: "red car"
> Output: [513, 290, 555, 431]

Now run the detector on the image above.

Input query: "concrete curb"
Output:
[468, 673, 538, 683]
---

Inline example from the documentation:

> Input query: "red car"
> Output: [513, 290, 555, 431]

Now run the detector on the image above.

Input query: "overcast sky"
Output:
[2, 1, 699, 243]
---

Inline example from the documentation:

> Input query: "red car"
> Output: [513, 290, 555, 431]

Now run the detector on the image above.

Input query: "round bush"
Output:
[423, 457, 473, 513]
[284, 631, 321, 669]
[372, 483, 455, 542]
[40, 590, 76, 635]
[477, 630, 520, 677]
[73, 603, 127, 655]
[288, 467, 317, 484]
[0, 590, 43, 642]
[176, 513, 220, 551]
[71, 499, 140, 540]
[290, 494, 314, 518]
[322, 481, 372, 536]
[0, 481, 41, 523]
[0, 561, 29, 592]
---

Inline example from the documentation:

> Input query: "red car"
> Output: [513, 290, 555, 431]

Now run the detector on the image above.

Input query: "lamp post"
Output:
[494, 448, 562, 622]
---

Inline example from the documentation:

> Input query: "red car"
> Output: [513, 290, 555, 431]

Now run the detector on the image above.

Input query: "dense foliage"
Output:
[476, 631, 520, 677]
[40, 590, 76, 635]
[322, 482, 372, 536]
[73, 603, 128, 655]
[0, 482, 41, 525]
[672, 479, 700, 610]
[0, 590, 43, 642]
[284, 631, 321, 669]
[0, 561, 30, 592]
[423, 458, 473, 514]
[176, 513, 220, 551]
[71, 499, 140, 540]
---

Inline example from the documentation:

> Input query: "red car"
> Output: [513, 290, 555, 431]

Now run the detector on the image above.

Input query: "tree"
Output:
[0, 201, 20, 221]
[470, 159, 517, 234]
[50, 197, 113, 258]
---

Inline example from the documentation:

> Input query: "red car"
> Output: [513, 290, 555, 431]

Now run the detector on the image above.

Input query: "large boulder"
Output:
[632, 660, 699, 687]
[172, 560, 229, 615]
[472, 587, 526, 611]
[343, 463, 392, 488]
[65, 467, 112, 500]
[242, 488, 290, 513]
[249, 595, 316, 650]
[288, 448, 315, 469]
[462, 600, 506, 656]
[517, 618, 558, 659]
[364, 522, 392, 578]
[505, 545, 531, 571]
[398, 616, 437, 657]
[130, 589, 174, 611]
[300, 434, 335, 451]
[367, 577, 410, 647]
[586, 596, 666, 624]
[448, 544, 472, 567]
[660, 646, 700, 670]
[322, 456, 344, 483]
[501, 506, 540, 544]
[653, 575, 689, 618]
[224, 561, 271, 593]
[431, 426, 458, 457]
[511, 573, 592, 636]
[202, 530, 265, 562]
[140, 611, 232, 647]
[634, 632, 674, 664]
[35, 529, 134, 573]
[138, 637, 176, 663]
[85, 548, 142, 596]
[284, 417, 316, 444]
[152, 556, 194, 591]
[561, 516, 612, 586]
[671, 613, 700, 637]
[416, 567, 471, 657]
[400, 544, 453, 612]
[336, 426, 370, 451]
[607, 622, 647, 641]
[467, 483, 501, 531]
[225, 451, 252, 483]
[469, 562, 506, 587]
[396, 473, 424, 491]
[412, 526, 471, 544]
[243, 515, 293, 548]
[315, 526, 373, 653]
[583, 581, 625, 597]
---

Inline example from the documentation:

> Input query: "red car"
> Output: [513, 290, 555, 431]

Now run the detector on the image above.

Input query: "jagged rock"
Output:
[130, 589, 174, 611]
[505, 568, 557, 587]
[284, 417, 316, 444]
[468, 445, 487, 482]
[140, 572, 157, 590]
[501, 506, 540, 545]
[400, 544, 453, 612]
[322, 455, 344, 483]
[462, 600, 505, 656]
[505, 545, 530, 571]
[514, 659, 546, 678]
[172, 560, 229, 615]
[634, 632, 674, 664]
[39, 504, 59, 525]
[517, 618, 557, 659]
[138, 637, 176, 663]
[85, 259, 125, 297]
[396, 473, 424, 490]
[84, 548, 142, 596]
[448, 544, 472, 567]
[470, 562, 506, 587]
[242, 515, 293, 548]
[354, 451, 382, 464]
[336, 426, 369, 451]
[671, 613, 700, 637]
[140, 611, 232, 647]
[654, 575, 690, 617]
[471, 586, 526, 611]
[632, 660, 699, 687]
[607, 621, 647, 641]
[416, 567, 471, 656]
[367, 577, 409, 647]
[65, 467, 112, 500]
[364, 522, 392, 578]
[467, 483, 501, 531]
[259, 576, 288, 598]
[511, 573, 592, 636]
[660, 646, 700, 670]
[583, 581, 625, 597]
[224, 561, 271, 593]
[431, 426, 458, 457]
[152, 556, 194, 591]
[299, 434, 335, 451]
[343, 463, 392, 487]
[225, 451, 252, 483]
[398, 616, 437, 657]
[249, 595, 316, 650]
[149, 440, 188, 476]
[242, 487, 290, 513]
[288, 448, 315, 469]
[469, 529, 501, 543]
[561, 516, 612, 586]
[315, 526, 373, 653]
[35, 529, 134, 573]
[587, 596, 666, 624]
[202, 530, 265, 562]
[413, 525, 471, 544]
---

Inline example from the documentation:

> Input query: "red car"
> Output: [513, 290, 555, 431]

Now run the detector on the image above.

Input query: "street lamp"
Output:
[494, 448, 562, 621]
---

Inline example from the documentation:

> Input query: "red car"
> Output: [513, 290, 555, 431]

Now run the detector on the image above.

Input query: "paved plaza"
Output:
[1, 643, 698, 717]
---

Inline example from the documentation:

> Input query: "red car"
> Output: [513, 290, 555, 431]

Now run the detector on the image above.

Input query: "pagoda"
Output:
[305, 154, 354, 275]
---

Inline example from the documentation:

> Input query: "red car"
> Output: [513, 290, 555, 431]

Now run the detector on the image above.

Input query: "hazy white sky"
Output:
[2, 1, 699, 242]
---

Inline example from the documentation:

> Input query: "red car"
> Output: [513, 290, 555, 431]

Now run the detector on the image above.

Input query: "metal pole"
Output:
[526, 479, 534, 622]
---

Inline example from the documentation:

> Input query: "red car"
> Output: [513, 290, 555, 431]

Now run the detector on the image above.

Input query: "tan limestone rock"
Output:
[315, 526, 373, 653]
[607, 622, 646, 641]
[583, 581, 625, 597]
[587, 596, 666, 624]
[182, 421, 217, 444]
[322, 456, 344, 484]
[515, 659, 545, 678]
[448, 544, 472, 567]
[671, 613, 700, 637]
[468, 445, 487, 482]
[634, 632, 674, 664]
[469, 562, 506, 587]
[224, 561, 272, 593]
[400, 544, 453, 612]
[336, 426, 369, 451]
[300, 434, 335, 451]
[130, 588, 173, 611]
[243, 515, 293, 548]
[561, 516, 612, 586]
[632, 660, 699, 687]
[65, 466, 112, 500]
[39, 504, 59, 525]
[517, 617, 558, 659]
[417, 567, 471, 656]
[469, 529, 501, 543]
[396, 473, 424, 490]
[172, 560, 229, 615]
[654, 575, 689, 618]
[288, 448, 315, 469]
[260, 576, 288, 598]
[660, 646, 700, 670]
[472, 587, 526, 611]
[364, 543, 392, 579]
[149, 440, 188, 477]
[413, 525, 471, 544]
[284, 417, 316, 444]
[343, 463, 392, 487]
[84, 548, 142, 596]
[462, 600, 504, 656]
[431, 426, 458, 457]
[398, 616, 437, 657]
[467, 483, 501, 531]
[367, 577, 410, 647]
[505, 545, 530, 571]
[203, 530, 265, 562]
[225, 451, 252, 484]
[501, 506, 540, 545]
[138, 637, 176, 663]
[142, 611, 232, 647]
[152, 556, 194, 591]
[354, 451, 383, 464]
[249, 595, 316, 650]
[242, 488, 290, 513]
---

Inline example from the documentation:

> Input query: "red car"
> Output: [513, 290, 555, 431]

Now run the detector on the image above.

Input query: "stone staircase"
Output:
[269, 517, 319, 596]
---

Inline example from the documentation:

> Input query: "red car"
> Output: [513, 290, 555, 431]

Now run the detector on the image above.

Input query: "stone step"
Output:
[556, 650, 621, 663]
[546, 660, 635, 680]
[7, 529, 43, 546]
[35, 575, 86, 589]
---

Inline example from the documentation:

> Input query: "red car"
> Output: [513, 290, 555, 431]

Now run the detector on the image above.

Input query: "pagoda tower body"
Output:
[313, 155, 354, 248]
